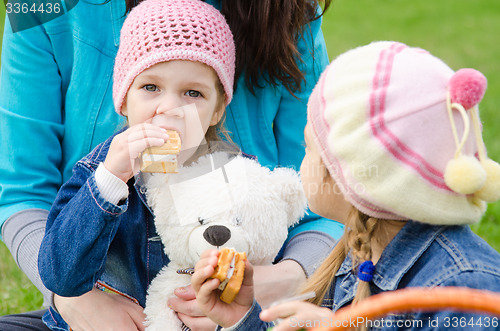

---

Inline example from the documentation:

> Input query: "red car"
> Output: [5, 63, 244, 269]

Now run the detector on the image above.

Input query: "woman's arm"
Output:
[0, 14, 65, 305]
[1, 209, 52, 305]
[0, 14, 65, 225]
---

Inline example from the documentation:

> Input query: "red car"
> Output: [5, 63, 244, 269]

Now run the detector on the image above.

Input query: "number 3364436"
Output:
[6, 2, 62, 14]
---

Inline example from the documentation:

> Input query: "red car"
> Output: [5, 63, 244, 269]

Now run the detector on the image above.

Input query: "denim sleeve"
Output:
[0, 15, 65, 231]
[215, 301, 272, 331]
[38, 163, 128, 297]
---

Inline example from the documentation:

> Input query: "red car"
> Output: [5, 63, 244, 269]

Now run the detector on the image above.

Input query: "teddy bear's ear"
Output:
[269, 167, 308, 227]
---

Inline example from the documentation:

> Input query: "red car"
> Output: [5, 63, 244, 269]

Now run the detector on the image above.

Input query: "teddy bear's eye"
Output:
[198, 217, 206, 225]
[234, 217, 242, 226]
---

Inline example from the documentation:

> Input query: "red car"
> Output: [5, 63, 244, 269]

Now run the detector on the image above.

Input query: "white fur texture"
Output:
[143, 152, 307, 330]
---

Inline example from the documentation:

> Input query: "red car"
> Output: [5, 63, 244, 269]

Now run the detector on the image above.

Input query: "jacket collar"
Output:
[336, 221, 445, 292]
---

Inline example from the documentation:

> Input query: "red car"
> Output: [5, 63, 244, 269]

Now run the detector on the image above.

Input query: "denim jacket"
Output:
[225, 221, 500, 330]
[38, 132, 170, 331]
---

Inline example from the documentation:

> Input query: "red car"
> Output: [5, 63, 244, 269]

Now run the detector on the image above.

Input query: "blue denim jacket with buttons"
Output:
[224, 221, 500, 330]
[39, 132, 170, 330]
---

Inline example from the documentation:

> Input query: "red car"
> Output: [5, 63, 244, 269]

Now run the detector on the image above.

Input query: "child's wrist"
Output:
[102, 160, 131, 183]
[95, 163, 129, 204]
[219, 300, 257, 330]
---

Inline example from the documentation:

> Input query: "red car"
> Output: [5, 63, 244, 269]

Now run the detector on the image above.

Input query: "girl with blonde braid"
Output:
[192, 41, 500, 330]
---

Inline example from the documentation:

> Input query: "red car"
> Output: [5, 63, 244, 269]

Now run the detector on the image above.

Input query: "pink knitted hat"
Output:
[308, 41, 499, 225]
[113, 0, 235, 114]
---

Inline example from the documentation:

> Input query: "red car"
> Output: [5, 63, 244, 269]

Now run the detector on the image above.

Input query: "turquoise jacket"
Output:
[0, 0, 343, 244]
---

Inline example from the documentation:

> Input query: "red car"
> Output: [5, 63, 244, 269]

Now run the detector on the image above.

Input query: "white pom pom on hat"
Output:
[444, 155, 486, 194]
[475, 160, 500, 202]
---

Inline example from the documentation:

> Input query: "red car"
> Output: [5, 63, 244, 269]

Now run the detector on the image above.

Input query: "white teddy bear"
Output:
[142, 151, 307, 330]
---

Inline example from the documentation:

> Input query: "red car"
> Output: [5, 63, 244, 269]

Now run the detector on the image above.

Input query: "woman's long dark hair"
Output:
[125, 0, 332, 94]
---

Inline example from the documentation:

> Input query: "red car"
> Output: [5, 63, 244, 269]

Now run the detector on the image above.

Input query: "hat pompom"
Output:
[475, 159, 500, 202]
[444, 155, 486, 194]
[449, 69, 487, 110]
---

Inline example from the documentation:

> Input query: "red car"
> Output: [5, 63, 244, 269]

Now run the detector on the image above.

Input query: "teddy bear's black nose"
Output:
[203, 225, 231, 247]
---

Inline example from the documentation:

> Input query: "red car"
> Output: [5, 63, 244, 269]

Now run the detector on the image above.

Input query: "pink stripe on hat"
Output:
[369, 43, 448, 190]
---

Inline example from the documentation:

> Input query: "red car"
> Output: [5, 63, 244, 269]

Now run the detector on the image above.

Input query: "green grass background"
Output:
[0, 0, 499, 315]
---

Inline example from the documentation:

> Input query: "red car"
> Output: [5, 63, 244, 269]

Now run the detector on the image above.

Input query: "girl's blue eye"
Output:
[185, 90, 201, 97]
[143, 84, 158, 92]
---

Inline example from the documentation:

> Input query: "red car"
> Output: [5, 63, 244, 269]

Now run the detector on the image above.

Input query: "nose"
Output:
[203, 225, 231, 247]
[156, 96, 185, 118]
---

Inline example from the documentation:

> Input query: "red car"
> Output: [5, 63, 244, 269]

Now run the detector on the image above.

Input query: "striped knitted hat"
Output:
[113, 0, 235, 114]
[308, 41, 499, 225]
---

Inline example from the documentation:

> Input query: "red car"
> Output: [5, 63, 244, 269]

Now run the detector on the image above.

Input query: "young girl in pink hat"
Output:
[192, 41, 500, 330]
[38, 1, 237, 330]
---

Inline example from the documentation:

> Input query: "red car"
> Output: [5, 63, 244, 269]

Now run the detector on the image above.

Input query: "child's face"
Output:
[122, 60, 224, 163]
[300, 124, 352, 223]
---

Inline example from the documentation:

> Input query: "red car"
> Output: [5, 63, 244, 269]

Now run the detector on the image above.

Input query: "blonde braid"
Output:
[299, 207, 376, 305]
[343, 211, 378, 331]
[345, 211, 378, 303]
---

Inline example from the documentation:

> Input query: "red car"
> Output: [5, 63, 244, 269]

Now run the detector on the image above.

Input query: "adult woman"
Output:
[0, 0, 339, 330]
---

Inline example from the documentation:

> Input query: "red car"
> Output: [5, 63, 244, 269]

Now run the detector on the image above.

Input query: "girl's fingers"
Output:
[260, 301, 307, 322]
[272, 317, 307, 331]
[127, 137, 168, 159]
[194, 250, 219, 272]
[195, 278, 221, 307]
[261, 302, 334, 331]
[126, 124, 170, 148]
[199, 249, 219, 260]
[173, 286, 196, 301]
[241, 259, 253, 286]
[191, 263, 216, 293]
[127, 123, 169, 142]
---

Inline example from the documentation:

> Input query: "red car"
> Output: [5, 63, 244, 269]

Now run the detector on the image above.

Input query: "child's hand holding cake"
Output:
[103, 123, 172, 183]
[140, 129, 181, 173]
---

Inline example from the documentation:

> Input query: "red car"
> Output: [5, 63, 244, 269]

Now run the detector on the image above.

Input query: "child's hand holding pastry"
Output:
[104, 123, 169, 182]
[192, 249, 255, 328]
